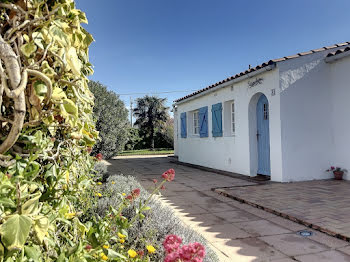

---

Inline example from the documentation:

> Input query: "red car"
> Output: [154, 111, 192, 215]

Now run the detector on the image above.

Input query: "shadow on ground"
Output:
[106, 156, 350, 262]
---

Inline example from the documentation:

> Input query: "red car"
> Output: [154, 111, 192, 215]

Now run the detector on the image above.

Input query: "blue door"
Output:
[257, 95, 270, 175]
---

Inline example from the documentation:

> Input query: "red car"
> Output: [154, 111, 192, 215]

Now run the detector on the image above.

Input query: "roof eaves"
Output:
[174, 41, 350, 103]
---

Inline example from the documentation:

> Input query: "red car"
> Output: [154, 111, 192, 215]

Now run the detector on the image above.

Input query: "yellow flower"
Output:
[103, 245, 109, 249]
[101, 254, 108, 260]
[122, 193, 126, 196]
[64, 212, 76, 219]
[146, 245, 156, 254]
[118, 232, 126, 238]
[120, 245, 124, 249]
[95, 193, 102, 197]
[97, 182, 102, 185]
[119, 239, 125, 244]
[128, 249, 137, 258]
[111, 181, 115, 184]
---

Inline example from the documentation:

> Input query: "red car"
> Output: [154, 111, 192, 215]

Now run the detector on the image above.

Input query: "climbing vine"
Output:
[0, 0, 100, 260]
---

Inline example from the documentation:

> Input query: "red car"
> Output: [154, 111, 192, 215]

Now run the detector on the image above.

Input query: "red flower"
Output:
[331, 166, 335, 170]
[126, 195, 133, 201]
[132, 188, 140, 198]
[96, 153, 103, 161]
[152, 179, 158, 184]
[162, 169, 175, 182]
[85, 244, 92, 250]
[161, 185, 166, 190]
[137, 250, 144, 257]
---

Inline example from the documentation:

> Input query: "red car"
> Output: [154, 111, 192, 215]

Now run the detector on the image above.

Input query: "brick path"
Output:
[108, 156, 350, 262]
[216, 180, 350, 240]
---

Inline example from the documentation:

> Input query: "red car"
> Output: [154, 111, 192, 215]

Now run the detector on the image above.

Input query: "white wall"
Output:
[278, 50, 343, 182]
[175, 69, 283, 181]
[329, 55, 350, 180]
[173, 108, 179, 156]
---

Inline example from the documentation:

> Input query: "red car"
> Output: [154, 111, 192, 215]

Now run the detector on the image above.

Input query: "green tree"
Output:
[133, 96, 169, 149]
[89, 81, 129, 159]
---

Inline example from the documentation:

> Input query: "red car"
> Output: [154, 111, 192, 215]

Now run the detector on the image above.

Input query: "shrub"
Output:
[98, 174, 220, 262]
[89, 81, 129, 159]
[124, 127, 143, 150]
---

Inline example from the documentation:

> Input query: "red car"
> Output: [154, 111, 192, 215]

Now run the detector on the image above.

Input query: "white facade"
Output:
[174, 44, 350, 182]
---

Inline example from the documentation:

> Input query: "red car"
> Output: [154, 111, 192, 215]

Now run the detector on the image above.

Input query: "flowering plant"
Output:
[326, 166, 348, 173]
[163, 234, 206, 262]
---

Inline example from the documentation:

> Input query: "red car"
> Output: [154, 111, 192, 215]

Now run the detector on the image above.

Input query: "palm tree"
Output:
[133, 96, 169, 150]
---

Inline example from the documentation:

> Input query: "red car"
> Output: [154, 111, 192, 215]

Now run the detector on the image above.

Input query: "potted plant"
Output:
[326, 166, 347, 180]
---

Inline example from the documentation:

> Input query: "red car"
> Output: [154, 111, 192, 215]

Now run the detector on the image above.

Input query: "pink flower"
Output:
[331, 166, 335, 170]
[163, 235, 182, 254]
[179, 243, 206, 262]
[164, 251, 181, 262]
[85, 244, 92, 250]
[162, 169, 175, 182]
[96, 153, 103, 161]
[152, 179, 158, 184]
[161, 185, 166, 190]
[132, 188, 140, 198]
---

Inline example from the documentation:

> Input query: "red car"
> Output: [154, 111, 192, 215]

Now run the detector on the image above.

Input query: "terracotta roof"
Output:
[327, 46, 350, 57]
[174, 41, 350, 103]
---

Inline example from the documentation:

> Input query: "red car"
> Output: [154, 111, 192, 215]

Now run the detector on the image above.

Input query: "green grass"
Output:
[119, 148, 174, 156]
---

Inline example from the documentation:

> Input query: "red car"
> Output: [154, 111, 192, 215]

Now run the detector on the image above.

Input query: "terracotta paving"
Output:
[215, 180, 350, 240]
[108, 156, 350, 262]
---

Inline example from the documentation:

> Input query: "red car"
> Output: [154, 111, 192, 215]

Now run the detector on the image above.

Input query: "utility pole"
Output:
[130, 97, 133, 127]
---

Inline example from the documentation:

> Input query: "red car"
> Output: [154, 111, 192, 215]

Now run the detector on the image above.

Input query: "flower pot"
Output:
[333, 171, 344, 180]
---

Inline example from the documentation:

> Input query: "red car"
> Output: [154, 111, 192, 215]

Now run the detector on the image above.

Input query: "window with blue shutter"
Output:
[212, 103, 223, 137]
[198, 106, 208, 138]
[180, 112, 187, 138]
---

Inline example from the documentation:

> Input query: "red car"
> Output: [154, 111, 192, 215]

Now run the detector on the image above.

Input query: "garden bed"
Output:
[95, 164, 219, 262]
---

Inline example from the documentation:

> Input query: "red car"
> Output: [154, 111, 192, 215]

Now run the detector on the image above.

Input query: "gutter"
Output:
[174, 63, 277, 106]
[325, 52, 350, 63]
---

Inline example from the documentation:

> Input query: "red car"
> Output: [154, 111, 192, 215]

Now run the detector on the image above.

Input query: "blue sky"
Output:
[76, 0, 350, 114]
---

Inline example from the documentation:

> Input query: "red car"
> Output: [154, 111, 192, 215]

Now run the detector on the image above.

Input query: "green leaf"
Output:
[60, 99, 79, 119]
[107, 249, 127, 259]
[0, 242, 4, 259]
[52, 87, 67, 101]
[32, 31, 45, 50]
[20, 42, 37, 57]
[66, 47, 82, 75]
[24, 245, 42, 261]
[33, 215, 49, 243]
[49, 24, 69, 47]
[142, 206, 151, 211]
[0, 214, 32, 251]
[0, 198, 16, 208]
[21, 192, 41, 215]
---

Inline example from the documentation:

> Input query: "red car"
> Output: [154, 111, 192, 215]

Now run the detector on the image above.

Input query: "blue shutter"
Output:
[212, 103, 223, 137]
[180, 112, 187, 138]
[199, 106, 208, 138]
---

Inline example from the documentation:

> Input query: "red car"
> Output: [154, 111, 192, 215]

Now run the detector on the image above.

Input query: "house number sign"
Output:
[248, 77, 263, 88]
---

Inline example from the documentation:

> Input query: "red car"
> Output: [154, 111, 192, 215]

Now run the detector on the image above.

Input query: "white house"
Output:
[173, 42, 350, 182]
